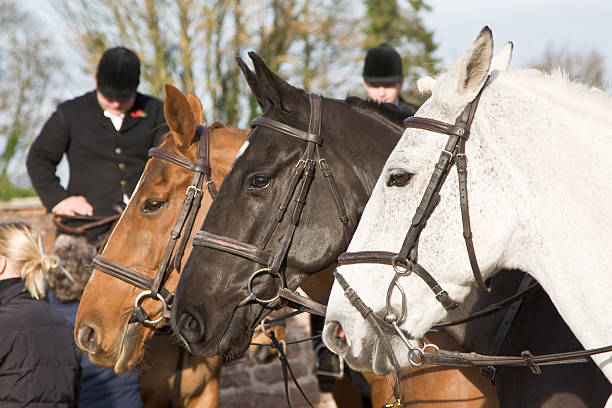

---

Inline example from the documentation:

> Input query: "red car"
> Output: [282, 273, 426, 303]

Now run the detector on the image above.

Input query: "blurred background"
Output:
[2, 0, 610, 200]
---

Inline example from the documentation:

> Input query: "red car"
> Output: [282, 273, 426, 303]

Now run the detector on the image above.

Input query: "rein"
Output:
[92, 125, 217, 325]
[53, 213, 122, 236]
[192, 93, 349, 318]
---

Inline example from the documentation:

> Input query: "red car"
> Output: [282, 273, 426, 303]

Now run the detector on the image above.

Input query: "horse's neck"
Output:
[481, 76, 612, 378]
[323, 100, 402, 195]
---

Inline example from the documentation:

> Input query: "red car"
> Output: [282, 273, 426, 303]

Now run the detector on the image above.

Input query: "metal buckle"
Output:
[134, 290, 169, 325]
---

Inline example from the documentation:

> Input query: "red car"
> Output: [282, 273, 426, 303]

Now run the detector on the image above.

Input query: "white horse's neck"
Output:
[476, 70, 612, 379]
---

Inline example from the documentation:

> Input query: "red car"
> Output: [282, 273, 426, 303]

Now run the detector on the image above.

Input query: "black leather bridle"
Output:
[92, 125, 217, 325]
[192, 93, 349, 317]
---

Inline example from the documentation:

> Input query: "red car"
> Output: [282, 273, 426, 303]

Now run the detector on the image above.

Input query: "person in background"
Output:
[27, 46, 167, 244]
[0, 221, 81, 408]
[27, 46, 167, 407]
[362, 42, 416, 108]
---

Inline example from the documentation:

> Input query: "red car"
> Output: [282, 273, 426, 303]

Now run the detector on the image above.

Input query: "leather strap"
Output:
[251, 117, 323, 145]
[53, 213, 121, 235]
[92, 255, 172, 301]
[193, 231, 272, 266]
[421, 345, 612, 369]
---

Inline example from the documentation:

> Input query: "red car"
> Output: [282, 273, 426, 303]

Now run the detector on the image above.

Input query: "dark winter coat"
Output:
[26, 91, 167, 240]
[0, 278, 81, 407]
[48, 293, 143, 408]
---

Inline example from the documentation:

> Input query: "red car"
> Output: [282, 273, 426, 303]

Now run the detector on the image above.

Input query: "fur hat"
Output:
[96, 46, 140, 99]
[363, 43, 403, 84]
[48, 235, 97, 302]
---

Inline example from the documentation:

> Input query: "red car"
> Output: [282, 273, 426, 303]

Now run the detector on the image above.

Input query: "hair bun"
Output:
[41, 254, 60, 273]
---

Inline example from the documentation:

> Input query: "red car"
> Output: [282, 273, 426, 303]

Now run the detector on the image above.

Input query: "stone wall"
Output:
[0, 197, 338, 407]
[219, 312, 337, 408]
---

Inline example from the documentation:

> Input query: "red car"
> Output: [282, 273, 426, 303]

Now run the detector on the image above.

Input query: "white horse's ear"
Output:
[438, 26, 493, 104]
[417, 76, 435, 94]
[490, 42, 513, 72]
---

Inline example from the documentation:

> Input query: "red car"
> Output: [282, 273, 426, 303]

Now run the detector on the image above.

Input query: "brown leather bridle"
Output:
[336, 81, 489, 315]
[332, 82, 489, 406]
[92, 125, 217, 325]
[191, 94, 349, 317]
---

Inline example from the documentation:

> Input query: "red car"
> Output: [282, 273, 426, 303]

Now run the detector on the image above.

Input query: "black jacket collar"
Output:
[0, 278, 28, 306]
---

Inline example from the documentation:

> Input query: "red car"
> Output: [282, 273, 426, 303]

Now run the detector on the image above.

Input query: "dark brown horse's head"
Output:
[171, 52, 408, 358]
[74, 85, 248, 372]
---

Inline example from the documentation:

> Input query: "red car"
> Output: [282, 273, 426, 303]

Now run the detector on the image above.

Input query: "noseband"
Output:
[92, 125, 217, 325]
[192, 94, 350, 317]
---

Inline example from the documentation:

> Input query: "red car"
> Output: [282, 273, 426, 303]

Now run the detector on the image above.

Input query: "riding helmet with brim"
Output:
[96, 47, 140, 100]
[363, 43, 403, 84]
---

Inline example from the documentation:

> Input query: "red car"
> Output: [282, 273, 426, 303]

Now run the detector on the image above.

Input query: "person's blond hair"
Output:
[0, 221, 59, 299]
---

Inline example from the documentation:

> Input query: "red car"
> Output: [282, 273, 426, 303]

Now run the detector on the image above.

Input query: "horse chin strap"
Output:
[92, 125, 217, 326]
[192, 93, 350, 317]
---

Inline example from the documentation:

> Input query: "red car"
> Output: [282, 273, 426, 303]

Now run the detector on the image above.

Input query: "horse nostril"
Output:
[77, 324, 100, 355]
[178, 311, 204, 342]
[322, 321, 348, 355]
[337, 324, 345, 340]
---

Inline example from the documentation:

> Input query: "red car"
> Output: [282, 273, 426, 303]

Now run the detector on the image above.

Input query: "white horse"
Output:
[323, 26, 612, 392]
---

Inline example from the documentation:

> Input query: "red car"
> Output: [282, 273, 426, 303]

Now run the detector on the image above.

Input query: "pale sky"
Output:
[422, 0, 611, 87]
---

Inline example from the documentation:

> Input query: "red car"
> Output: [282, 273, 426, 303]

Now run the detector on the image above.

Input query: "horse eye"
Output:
[141, 198, 166, 213]
[387, 171, 413, 187]
[249, 175, 271, 190]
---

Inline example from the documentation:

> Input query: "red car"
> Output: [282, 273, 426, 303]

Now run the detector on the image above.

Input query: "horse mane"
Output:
[344, 96, 418, 131]
[504, 68, 612, 128]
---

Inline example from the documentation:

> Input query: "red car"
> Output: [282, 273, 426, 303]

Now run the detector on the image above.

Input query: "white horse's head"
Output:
[325, 25, 612, 380]
[322, 27, 518, 374]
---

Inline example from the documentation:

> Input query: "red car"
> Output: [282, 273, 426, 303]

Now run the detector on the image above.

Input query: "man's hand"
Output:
[52, 196, 94, 216]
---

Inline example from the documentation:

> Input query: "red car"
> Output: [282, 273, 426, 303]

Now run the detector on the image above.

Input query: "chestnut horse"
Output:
[74, 85, 247, 406]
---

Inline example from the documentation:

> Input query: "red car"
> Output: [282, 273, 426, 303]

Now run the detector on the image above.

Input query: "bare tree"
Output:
[56, 0, 361, 125]
[0, 1, 64, 193]
[530, 44, 607, 90]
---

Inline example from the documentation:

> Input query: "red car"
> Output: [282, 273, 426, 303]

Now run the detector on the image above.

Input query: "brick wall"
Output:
[0, 198, 338, 407]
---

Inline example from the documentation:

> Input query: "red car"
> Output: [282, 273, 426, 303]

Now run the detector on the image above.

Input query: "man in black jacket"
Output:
[27, 46, 167, 242]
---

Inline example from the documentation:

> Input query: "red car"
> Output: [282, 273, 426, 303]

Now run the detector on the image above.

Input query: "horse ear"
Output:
[237, 56, 266, 110]
[164, 84, 196, 149]
[490, 41, 513, 72]
[248, 51, 297, 112]
[439, 26, 493, 104]
[185, 92, 205, 126]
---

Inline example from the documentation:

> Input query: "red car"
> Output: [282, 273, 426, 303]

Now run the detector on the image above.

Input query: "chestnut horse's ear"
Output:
[237, 56, 266, 110]
[185, 92, 205, 126]
[248, 51, 297, 112]
[164, 84, 196, 149]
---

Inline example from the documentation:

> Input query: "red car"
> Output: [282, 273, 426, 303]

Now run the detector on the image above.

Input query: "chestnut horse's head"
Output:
[74, 84, 248, 373]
